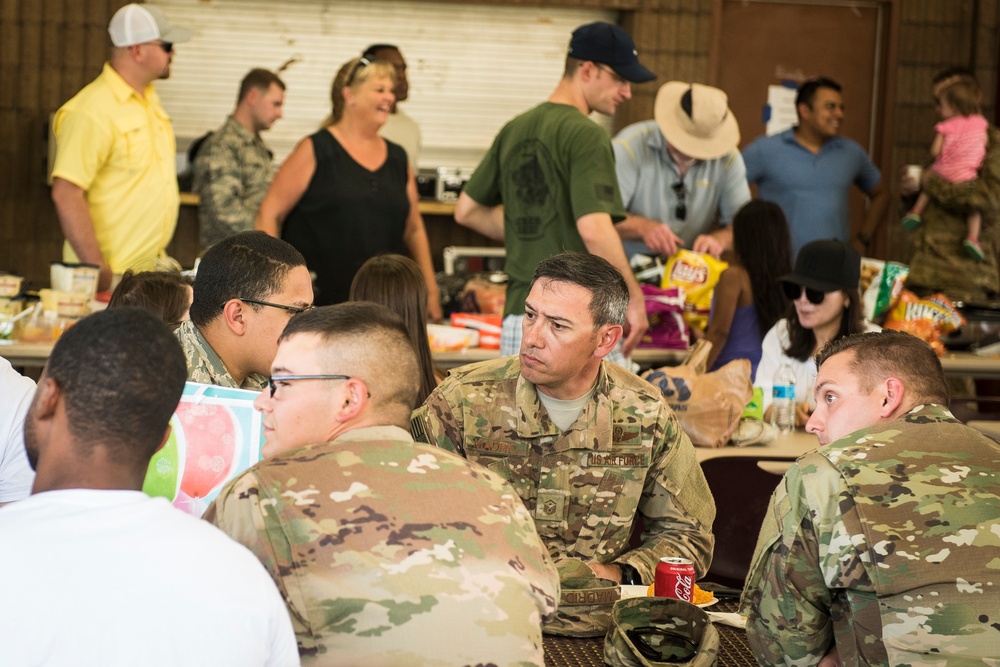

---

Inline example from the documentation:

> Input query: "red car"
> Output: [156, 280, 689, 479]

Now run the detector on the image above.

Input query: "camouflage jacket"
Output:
[174, 320, 267, 391]
[741, 404, 1000, 666]
[909, 126, 1000, 302]
[192, 116, 275, 252]
[204, 425, 559, 666]
[411, 356, 716, 583]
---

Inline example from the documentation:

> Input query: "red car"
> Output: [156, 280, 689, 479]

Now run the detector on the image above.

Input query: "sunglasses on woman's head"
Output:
[782, 282, 828, 305]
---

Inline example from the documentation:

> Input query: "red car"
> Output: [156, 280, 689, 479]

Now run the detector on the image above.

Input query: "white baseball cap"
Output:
[108, 4, 192, 47]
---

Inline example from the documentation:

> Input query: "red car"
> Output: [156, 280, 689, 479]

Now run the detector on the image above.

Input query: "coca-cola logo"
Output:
[673, 574, 694, 601]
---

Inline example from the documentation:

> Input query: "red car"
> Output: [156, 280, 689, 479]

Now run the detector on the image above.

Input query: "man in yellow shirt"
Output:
[51, 4, 192, 291]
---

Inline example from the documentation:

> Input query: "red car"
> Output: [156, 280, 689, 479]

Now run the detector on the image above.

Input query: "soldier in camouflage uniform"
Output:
[742, 330, 1000, 666]
[906, 68, 1000, 303]
[206, 302, 559, 665]
[412, 253, 716, 636]
[193, 69, 285, 253]
[177, 231, 312, 391]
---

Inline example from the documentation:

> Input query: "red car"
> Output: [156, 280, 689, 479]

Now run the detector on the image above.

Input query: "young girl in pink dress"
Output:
[902, 79, 988, 260]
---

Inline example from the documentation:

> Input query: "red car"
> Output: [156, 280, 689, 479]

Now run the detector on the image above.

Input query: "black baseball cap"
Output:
[781, 239, 861, 292]
[568, 22, 655, 83]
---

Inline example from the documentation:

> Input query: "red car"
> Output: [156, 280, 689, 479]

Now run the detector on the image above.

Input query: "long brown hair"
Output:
[349, 255, 437, 407]
[731, 200, 792, 336]
[107, 270, 192, 331]
[322, 57, 396, 127]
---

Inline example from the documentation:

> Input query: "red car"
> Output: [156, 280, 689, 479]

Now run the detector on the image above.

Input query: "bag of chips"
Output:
[883, 290, 965, 355]
[859, 258, 909, 322]
[661, 250, 728, 330]
[639, 284, 689, 349]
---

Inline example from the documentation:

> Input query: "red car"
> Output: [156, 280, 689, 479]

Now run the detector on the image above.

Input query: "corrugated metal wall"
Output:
[155, 0, 615, 169]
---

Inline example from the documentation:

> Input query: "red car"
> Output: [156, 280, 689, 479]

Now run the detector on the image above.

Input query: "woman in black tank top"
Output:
[256, 57, 441, 314]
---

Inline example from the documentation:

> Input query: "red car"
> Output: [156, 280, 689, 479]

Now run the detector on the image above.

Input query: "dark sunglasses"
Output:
[782, 282, 829, 305]
[626, 627, 698, 663]
[346, 57, 372, 86]
[672, 181, 687, 221]
[151, 41, 173, 53]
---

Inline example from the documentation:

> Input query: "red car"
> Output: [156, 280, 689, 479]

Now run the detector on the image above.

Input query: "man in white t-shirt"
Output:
[0, 358, 35, 505]
[0, 308, 299, 667]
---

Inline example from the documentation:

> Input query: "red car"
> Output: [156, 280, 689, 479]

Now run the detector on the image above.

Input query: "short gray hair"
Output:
[530, 252, 628, 328]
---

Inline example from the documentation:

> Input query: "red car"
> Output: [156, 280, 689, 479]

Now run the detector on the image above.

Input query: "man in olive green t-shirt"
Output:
[455, 22, 655, 360]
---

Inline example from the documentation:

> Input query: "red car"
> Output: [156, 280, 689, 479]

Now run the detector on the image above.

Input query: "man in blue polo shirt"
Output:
[742, 78, 888, 258]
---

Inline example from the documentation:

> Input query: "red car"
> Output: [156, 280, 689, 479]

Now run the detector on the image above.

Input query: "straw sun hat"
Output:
[654, 82, 740, 160]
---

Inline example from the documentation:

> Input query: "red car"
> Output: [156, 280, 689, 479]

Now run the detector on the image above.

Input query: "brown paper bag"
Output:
[641, 340, 752, 448]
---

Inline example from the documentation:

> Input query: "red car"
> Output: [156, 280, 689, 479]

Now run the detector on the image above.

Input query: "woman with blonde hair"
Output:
[256, 57, 441, 315]
[350, 254, 440, 406]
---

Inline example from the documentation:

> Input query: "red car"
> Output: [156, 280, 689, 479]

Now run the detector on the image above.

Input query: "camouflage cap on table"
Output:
[605, 597, 719, 667]
[545, 558, 621, 638]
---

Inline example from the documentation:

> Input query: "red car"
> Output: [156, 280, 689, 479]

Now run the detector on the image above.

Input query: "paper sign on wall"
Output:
[765, 84, 799, 136]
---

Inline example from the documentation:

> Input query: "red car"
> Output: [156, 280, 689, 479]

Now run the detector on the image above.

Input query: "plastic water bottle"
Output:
[771, 363, 796, 434]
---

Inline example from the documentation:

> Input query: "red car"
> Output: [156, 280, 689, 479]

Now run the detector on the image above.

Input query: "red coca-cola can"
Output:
[654, 556, 695, 602]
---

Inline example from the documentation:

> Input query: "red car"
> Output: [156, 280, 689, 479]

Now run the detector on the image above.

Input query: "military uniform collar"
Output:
[333, 425, 414, 443]
[223, 115, 265, 145]
[515, 360, 614, 451]
[177, 320, 266, 391]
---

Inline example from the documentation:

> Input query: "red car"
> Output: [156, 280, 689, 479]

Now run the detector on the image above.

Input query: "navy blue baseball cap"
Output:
[568, 22, 655, 83]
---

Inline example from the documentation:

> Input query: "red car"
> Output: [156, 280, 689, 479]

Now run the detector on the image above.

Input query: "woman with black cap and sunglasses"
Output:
[256, 56, 441, 318]
[757, 238, 877, 427]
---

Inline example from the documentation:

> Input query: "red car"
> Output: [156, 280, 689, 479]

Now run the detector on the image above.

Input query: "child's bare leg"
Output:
[902, 193, 929, 230]
[968, 211, 982, 242]
[963, 211, 986, 261]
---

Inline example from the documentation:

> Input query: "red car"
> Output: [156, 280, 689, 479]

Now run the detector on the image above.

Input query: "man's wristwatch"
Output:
[619, 563, 642, 585]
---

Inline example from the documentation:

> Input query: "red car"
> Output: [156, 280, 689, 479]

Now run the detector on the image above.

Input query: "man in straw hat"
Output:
[613, 81, 750, 260]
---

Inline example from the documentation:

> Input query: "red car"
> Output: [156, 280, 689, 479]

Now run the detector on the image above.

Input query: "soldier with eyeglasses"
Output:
[175, 231, 313, 391]
[205, 302, 558, 665]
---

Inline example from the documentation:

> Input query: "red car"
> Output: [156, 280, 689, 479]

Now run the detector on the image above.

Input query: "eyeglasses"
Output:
[672, 181, 687, 221]
[149, 41, 173, 53]
[782, 283, 829, 305]
[236, 298, 314, 315]
[595, 63, 628, 87]
[346, 57, 372, 86]
[625, 627, 698, 663]
[267, 375, 351, 398]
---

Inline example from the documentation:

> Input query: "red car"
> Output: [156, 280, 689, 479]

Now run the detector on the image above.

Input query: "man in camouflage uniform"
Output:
[742, 330, 1000, 666]
[193, 69, 285, 253]
[205, 302, 559, 665]
[176, 231, 312, 391]
[412, 252, 715, 635]
[904, 68, 1000, 302]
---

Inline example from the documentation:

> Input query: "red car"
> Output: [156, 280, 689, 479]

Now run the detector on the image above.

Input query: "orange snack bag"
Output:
[883, 290, 965, 356]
